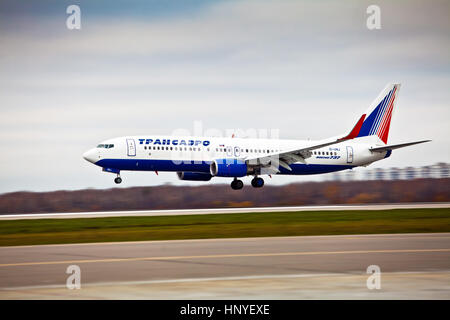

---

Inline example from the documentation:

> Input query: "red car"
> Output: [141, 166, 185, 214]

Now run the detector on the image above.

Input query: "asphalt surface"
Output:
[1, 202, 448, 220]
[0, 233, 449, 299]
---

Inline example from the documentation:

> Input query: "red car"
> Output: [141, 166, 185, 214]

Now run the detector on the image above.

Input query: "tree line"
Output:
[0, 178, 448, 214]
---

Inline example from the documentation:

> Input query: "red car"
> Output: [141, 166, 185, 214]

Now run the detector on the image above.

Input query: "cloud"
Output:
[0, 0, 449, 192]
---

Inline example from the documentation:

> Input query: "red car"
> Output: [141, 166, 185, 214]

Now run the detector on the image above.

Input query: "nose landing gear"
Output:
[114, 175, 122, 184]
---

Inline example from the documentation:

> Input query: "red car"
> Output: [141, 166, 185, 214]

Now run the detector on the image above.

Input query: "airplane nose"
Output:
[83, 148, 98, 164]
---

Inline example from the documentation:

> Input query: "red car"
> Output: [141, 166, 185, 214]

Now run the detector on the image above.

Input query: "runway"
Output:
[1, 233, 449, 299]
[0, 202, 448, 220]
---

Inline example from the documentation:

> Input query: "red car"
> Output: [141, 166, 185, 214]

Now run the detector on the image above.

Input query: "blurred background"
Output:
[0, 162, 448, 214]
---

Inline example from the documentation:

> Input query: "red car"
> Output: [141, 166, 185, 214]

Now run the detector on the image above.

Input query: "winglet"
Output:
[338, 114, 366, 141]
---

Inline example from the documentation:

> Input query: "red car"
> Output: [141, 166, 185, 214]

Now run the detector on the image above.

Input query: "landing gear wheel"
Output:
[251, 177, 264, 188]
[114, 177, 122, 184]
[230, 179, 244, 190]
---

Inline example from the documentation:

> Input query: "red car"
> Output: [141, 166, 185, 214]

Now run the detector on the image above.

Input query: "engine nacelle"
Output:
[176, 172, 212, 181]
[210, 159, 248, 177]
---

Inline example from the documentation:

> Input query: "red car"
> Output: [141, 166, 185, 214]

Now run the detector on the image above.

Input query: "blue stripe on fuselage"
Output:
[96, 159, 211, 173]
[95, 159, 354, 175]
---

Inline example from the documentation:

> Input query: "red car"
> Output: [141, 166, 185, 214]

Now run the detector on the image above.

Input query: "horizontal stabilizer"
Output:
[370, 140, 431, 152]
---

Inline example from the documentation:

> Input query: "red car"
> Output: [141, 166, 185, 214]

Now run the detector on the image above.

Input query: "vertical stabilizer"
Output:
[356, 83, 401, 144]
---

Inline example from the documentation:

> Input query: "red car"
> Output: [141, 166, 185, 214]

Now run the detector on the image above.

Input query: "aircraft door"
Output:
[346, 146, 354, 163]
[226, 146, 233, 157]
[126, 139, 136, 157]
[234, 146, 240, 157]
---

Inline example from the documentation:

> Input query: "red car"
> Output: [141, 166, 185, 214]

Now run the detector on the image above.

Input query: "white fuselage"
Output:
[83, 135, 388, 177]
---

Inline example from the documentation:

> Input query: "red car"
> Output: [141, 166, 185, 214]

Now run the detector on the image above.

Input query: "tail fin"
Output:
[356, 83, 401, 144]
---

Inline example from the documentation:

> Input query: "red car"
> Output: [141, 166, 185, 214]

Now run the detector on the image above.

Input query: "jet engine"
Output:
[210, 159, 248, 177]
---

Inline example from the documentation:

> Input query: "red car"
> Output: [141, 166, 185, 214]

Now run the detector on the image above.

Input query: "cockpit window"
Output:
[97, 144, 114, 148]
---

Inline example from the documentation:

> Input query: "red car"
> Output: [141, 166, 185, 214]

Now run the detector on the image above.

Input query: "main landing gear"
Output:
[230, 178, 244, 190]
[251, 177, 264, 188]
[230, 177, 265, 190]
[114, 175, 122, 184]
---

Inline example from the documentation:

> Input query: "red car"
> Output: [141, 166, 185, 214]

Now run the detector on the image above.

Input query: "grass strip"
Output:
[0, 208, 449, 246]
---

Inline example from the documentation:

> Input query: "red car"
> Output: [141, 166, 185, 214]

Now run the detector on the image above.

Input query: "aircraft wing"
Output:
[370, 140, 431, 152]
[245, 114, 366, 172]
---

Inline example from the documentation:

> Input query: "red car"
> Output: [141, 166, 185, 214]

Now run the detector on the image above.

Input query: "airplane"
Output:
[83, 83, 430, 190]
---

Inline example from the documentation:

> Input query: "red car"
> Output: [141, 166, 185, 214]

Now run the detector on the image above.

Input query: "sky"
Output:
[0, 0, 449, 193]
